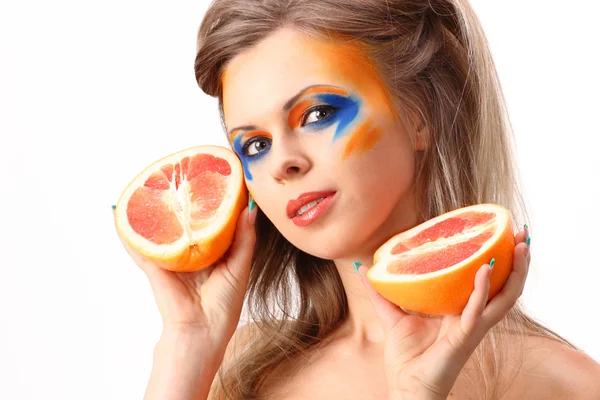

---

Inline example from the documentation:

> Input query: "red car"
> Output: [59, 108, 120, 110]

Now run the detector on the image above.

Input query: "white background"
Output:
[1, 1, 599, 399]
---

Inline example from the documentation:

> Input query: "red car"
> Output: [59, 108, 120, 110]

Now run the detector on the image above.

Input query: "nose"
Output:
[270, 136, 311, 184]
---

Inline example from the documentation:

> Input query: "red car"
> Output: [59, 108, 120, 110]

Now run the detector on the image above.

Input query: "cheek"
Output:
[340, 118, 383, 161]
[346, 126, 416, 195]
[245, 178, 269, 212]
[334, 95, 395, 162]
[241, 163, 278, 216]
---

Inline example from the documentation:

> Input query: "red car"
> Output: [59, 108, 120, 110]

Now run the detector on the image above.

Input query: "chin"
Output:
[285, 225, 362, 261]
[296, 243, 349, 261]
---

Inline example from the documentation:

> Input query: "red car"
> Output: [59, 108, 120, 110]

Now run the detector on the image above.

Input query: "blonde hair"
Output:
[194, 0, 577, 398]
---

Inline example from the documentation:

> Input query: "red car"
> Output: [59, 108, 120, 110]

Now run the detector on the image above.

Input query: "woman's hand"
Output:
[113, 203, 257, 348]
[357, 227, 531, 399]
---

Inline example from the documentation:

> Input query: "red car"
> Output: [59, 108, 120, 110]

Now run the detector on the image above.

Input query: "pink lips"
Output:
[286, 191, 337, 226]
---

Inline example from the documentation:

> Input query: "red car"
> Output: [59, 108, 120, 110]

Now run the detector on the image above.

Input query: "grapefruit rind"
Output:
[114, 145, 247, 272]
[366, 204, 515, 315]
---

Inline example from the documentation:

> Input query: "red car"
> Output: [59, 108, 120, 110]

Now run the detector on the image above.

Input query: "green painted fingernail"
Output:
[111, 205, 116, 210]
[249, 196, 256, 212]
[353, 261, 361, 273]
[489, 258, 495, 269]
[526, 236, 531, 246]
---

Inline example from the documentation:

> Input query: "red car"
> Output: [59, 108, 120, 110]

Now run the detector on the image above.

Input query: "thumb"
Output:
[356, 263, 407, 331]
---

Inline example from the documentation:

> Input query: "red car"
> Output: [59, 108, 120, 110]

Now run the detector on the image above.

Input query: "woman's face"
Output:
[222, 28, 422, 260]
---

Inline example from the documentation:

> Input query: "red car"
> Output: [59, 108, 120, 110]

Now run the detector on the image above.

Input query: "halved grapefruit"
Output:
[114, 146, 247, 272]
[367, 204, 515, 315]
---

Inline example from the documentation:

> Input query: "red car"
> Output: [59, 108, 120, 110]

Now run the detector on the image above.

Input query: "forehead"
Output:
[221, 28, 391, 127]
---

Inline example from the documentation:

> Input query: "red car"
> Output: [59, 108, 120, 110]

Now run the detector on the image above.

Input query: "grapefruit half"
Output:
[366, 204, 515, 315]
[114, 146, 247, 272]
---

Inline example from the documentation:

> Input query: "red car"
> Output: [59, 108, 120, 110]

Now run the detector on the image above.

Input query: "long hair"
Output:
[194, 0, 577, 398]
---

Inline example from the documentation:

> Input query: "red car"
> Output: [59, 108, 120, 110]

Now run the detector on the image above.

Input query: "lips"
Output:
[286, 191, 336, 219]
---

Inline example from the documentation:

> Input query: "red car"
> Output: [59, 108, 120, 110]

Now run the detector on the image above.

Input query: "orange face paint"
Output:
[304, 41, 393, 160]
[244, 131, 272, 141]
[310, 41, 396, 121]
[288, 100, 314, 130]
[301, 85, 349, 98]
[224, 34, 396, 165]
[341, 119, 383, 161]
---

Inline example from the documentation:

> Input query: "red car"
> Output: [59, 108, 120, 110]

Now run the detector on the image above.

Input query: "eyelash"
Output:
[241, 136, 272, 158]
[301, 104, 339, 127]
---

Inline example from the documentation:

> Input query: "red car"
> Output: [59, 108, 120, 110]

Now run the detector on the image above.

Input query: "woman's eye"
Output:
[302, 105, 338, 126]
[244, 137, 272, 157]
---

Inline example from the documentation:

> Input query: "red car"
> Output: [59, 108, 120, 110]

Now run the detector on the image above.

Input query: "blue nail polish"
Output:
[111, 205, 116, 210]
[353, 261, 361, 273]
[249, 196, 256, 212]
[526, 236, 531, 246]
[489, 258, 495, 269]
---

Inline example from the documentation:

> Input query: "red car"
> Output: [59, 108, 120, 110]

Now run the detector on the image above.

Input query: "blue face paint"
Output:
[306, 93, 361, 141]
[231, 92, 359, 181]
[233, 134, 273, 181]
[233, 134, 254, 181]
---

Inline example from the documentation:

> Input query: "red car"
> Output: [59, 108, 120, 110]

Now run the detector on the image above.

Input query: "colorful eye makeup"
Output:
[232, 131, 272, 181]
[230, 83, 385, 181]
[287, 86, 382, 158]
[290, 86, 384, 159]
[287, 86, 361, 143]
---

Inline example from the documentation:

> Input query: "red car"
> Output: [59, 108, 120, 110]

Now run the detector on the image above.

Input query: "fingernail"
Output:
[353, 261, 361, 274]
[524, 223, 529, 234]
[248, 195, 257, 224]
[489, 258, 495, 270]
[526, 236, 531, 246]
[249, 196, 256, 213]
[111, 205, 116, 210]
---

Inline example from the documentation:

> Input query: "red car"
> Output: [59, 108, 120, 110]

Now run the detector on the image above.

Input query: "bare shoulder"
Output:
[504, 335, 600, 399]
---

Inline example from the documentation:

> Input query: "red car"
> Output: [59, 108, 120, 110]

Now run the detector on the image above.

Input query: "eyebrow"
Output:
[227, 84, 347, 138]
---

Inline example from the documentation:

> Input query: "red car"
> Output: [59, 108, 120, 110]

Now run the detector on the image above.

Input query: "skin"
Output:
[114, 26, 600, 400]
[223, 28, 422, 264]
[220, 28, 600, 398]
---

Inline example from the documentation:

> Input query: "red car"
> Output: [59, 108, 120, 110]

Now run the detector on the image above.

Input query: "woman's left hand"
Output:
[356, 228, 531, 400]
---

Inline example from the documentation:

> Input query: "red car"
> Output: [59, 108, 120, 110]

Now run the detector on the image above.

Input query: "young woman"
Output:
[117, 0, 600, 398]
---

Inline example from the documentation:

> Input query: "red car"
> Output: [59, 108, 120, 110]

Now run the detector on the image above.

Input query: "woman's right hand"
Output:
[114, 204, 257, 348]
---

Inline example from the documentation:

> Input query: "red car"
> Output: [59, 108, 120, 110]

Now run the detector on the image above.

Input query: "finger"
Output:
[357, 264, 407, 331]
[460, 262, 492, 335]
[515, 222, 532, 244]
[515, 230, 527, 244]
[481, 241, 529, 326]
[222, 205, 257, 285]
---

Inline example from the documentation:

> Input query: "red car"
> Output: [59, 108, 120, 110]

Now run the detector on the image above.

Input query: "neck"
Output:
[332, 191, 421, 345]
[335, 256, 386, 344]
